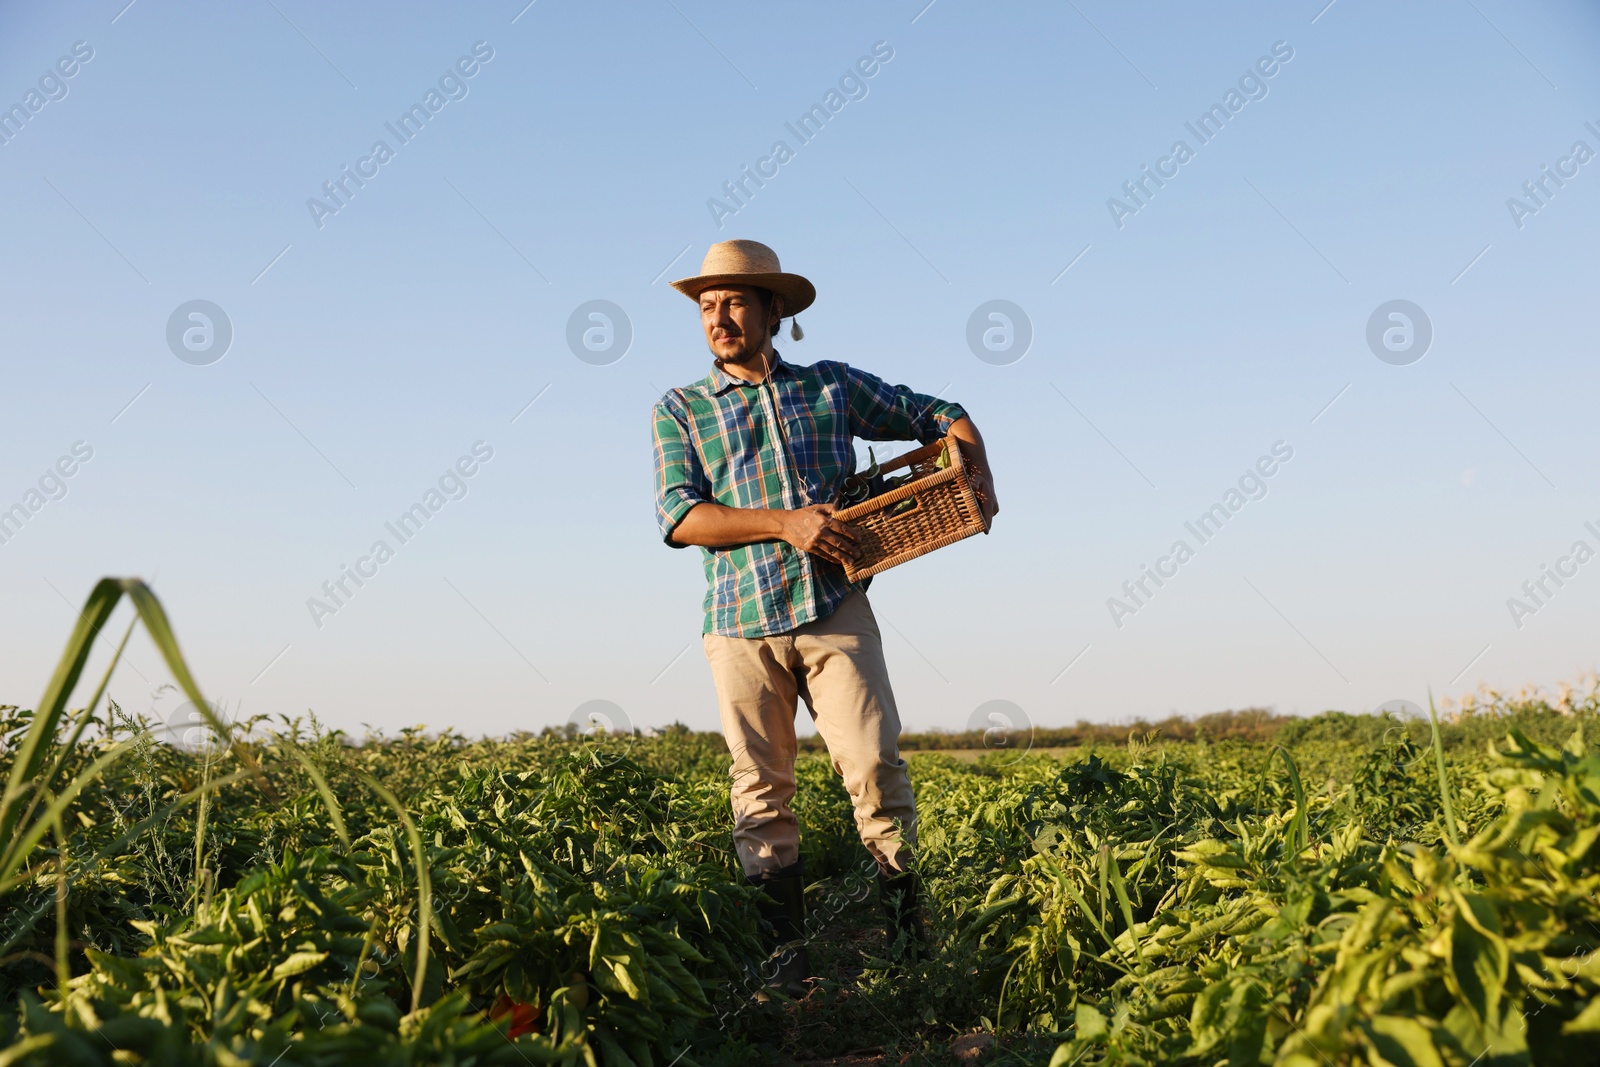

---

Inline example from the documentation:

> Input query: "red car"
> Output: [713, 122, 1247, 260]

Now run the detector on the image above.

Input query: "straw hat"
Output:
[670, 240, 816, 316]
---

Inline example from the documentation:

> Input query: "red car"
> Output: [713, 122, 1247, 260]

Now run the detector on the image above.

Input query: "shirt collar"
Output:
[709, 350, 794, 395]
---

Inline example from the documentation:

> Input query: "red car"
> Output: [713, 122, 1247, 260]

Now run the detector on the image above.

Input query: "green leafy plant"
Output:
[6, 578, 1600, 1064]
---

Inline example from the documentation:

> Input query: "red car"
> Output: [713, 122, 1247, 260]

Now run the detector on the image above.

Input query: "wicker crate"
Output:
[833, 435, 990, 582]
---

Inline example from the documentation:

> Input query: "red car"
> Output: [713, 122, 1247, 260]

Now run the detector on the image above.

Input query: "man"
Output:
[651, 240, 997, 994]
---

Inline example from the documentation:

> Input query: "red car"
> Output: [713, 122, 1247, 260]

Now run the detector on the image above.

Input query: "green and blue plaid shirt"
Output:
[652, 353, 968, 638]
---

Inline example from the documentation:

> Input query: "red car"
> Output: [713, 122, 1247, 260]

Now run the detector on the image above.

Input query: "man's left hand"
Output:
[947, 417, 998, 528]
[970, 463, 999, 526]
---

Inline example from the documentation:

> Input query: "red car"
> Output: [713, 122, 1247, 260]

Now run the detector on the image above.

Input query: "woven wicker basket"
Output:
[834, 435, 990, 582]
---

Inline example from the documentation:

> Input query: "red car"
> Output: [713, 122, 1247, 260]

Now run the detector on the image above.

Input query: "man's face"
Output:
[699, 285, 777, 364]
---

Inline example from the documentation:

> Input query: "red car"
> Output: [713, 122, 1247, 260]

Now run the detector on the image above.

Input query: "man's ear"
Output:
[769, 296, 785, 335]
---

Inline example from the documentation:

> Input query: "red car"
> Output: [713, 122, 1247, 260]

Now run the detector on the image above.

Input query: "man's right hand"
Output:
[779, 504, 860, 566]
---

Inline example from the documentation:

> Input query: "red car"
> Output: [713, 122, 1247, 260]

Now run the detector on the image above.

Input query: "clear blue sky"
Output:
[3, 0, 1599, 740]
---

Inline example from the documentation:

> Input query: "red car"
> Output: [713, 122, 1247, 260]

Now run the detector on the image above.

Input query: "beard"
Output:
[710, 326, 772, 365]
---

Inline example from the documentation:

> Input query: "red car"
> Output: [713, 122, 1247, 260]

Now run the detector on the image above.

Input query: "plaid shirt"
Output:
[652, 353, 968, 638]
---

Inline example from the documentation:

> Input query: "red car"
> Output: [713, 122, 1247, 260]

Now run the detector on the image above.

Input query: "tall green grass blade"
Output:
[121, 582, 211, 725]
[60, 617, 136, 755]
[1061, 879, 1131, 975]
[291, 750, 350, 850]
[51, 815, 68, 1004]
[357, 771, 432, 1014]
[3, 578, 276, 864]
[1, 579, 125, 847]
[1061, 874, 1148, 1000]
[349, 921, 381, 1001]
[0, 739, 136, 893]
[1, 576, 298, 939]
[124, 581, 276, 800]
[1097, 843, 1110, 931]
[995, 953, 1023, 1034]
[1428, 691, 1461, 848]
[13, 618, 139, 853]
[192, 760, 212, 911]
[1271, 746, 1309, 856]
[1106, 850, 1145, 966]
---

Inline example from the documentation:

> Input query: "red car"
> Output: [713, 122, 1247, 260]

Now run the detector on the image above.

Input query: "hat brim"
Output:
[669, 272, 816, 316]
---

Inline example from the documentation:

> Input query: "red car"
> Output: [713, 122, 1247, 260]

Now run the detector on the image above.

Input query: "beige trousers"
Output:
[702, 591, 916, 879]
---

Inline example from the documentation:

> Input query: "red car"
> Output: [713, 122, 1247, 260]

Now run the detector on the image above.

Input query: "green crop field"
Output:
[3, 580, 1599, 1065]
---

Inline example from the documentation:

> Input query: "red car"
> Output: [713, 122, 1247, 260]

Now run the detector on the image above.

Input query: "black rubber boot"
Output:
[747, 861, 811, 999]
[879, 868, 927, 963]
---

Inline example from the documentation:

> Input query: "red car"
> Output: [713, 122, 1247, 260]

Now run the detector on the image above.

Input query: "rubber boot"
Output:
[879, 868, 927, 963]
[748, 861, 811, 999]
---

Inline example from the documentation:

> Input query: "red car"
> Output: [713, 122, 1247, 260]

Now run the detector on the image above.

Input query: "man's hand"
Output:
[948, 417, 999, 527]
[968, 461, 999, 526]
[779, 503, 860, 566]
[669, 501, 860, 566]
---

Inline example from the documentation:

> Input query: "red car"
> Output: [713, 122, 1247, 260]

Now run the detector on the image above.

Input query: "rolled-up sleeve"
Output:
[842, 364, 968, 444]
[652, 395, 709, 547]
